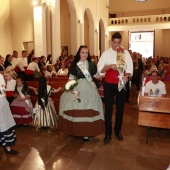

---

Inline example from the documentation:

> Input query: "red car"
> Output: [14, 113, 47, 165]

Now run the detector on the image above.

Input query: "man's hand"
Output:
[100, 65, 110, 73]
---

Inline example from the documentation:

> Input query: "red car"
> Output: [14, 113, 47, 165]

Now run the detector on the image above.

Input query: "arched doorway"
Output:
[60, 0, 77, 56]
[60, 0, 71, 55]
[84, 8, 95, 55]
[99, 19, 106, 56]
[66, 0, 77, 55]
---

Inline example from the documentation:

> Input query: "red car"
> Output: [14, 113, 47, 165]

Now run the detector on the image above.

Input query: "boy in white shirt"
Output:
[26, 57, 41, 81]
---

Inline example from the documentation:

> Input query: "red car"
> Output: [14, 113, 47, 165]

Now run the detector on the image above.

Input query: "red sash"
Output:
[14, 66, 21, 73]
[105, 69, 119, 84]
[26, 70, 34, 75]
[6, 91, 14, 97]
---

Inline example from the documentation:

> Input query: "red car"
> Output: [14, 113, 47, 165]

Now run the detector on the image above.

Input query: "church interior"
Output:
[0, 0, 170, 170]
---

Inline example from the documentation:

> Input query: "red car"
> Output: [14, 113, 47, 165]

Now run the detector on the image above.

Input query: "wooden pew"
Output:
[34, 76, 68, 82]
[138, 96, 170, 143]
[164, 82, 170, 97]
[27, 80, 67, 113]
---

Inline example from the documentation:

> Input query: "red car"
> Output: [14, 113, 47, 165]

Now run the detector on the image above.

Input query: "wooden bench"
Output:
[34, 75, 68, 82]
[164, 82, 170, 97]
[27, 80, 68, 113]
[138, 96, 170, 143]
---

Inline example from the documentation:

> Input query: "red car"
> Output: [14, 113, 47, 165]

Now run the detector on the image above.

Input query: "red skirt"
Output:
[11, 106, 32, 124]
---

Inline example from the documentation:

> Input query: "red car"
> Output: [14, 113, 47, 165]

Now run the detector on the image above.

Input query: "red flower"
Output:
[116, 46, 124, 53]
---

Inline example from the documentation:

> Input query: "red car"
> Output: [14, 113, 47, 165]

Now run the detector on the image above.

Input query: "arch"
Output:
[60, 0, 71, 55]
[84, 8, 95, 55]
[67, 0, 77, 55]
[99, 19, 106, 55]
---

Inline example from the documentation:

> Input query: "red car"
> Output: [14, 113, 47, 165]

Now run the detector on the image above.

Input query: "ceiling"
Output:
[109, 0, 170, 17]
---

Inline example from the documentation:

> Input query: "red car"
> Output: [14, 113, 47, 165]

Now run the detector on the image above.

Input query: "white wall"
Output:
[0, 0, 12, 57]
[155, 29, 170, 57]
[10, 0, 34, 55]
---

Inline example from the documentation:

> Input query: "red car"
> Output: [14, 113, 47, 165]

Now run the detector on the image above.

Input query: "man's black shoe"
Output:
[104, 136, 111, 144]
[115, 133, 123, 141]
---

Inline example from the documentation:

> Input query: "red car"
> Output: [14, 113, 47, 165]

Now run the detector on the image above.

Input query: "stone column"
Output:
[33, 5, 47, 57]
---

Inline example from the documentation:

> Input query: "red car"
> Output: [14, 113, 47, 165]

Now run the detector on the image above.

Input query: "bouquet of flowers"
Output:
[116, 46, 126, 91]
[65, 80, 81, 102]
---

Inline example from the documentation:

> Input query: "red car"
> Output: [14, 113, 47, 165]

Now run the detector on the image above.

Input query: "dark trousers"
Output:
[103, 82, 126, 137]
[125, 80, 130, 102]
[6, 96, 14, 105]
[26, 74, 34, 81]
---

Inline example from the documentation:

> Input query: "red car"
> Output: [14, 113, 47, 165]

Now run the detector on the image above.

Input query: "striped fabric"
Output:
[0, 127, 16, 146]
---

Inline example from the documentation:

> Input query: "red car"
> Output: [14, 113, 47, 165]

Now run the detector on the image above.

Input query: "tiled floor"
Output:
[0, 96, 170, 170]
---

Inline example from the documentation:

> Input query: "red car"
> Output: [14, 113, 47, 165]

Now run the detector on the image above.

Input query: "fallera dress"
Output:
[58, 60, 104, 137]
[33, 85, 57, 127]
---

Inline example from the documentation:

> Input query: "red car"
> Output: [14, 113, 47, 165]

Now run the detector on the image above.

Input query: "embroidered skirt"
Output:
[58, 79, 104, 137]
[0, 96, 16, 146]
[11, 97, 32, 124]
[33, 97, 57, 127]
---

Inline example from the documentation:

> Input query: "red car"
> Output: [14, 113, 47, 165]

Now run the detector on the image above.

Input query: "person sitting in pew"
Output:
[26, 57, 41, 81]
[57, 62, 68, 76]
[144, 70, 167, 97]
[44, 64, 57, 77]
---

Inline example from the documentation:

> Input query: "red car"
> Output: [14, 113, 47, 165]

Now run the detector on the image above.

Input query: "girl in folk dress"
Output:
[57, 45, 104, 141]
[33, 77, 62, 128]
[4, 71, 16, 104]
[11, 76, 33, 126]
[0, 73, 18, 155]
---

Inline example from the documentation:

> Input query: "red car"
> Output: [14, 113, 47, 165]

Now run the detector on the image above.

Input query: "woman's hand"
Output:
[13, 94, 18, 98]
[54, 87, 62, 93]
[94, 74, 102, 80]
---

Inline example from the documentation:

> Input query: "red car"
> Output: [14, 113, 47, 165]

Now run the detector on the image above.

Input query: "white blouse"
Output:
[6, 79, 16, 91]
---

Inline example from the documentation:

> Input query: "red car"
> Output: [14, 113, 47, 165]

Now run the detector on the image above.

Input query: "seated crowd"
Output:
[1, 49, 169, 104]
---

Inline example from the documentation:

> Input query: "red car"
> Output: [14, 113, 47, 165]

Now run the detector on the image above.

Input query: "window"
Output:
[129, 31, 154, 58]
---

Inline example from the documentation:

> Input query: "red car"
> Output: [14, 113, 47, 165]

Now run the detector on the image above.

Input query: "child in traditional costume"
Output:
[33, 77, 62, 128]
[0, 73, 18, 155]
[11, 75, 33, 126]
[4, 71, 16, 104]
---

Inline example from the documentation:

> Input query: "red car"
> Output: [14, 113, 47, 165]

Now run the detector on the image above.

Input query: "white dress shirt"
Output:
[97, 48, 133, 76]
[6, 79, 16, 91]
[18, 57, 28, 71]
[11, 57, 20, 68]
[27, 62, 40, 72]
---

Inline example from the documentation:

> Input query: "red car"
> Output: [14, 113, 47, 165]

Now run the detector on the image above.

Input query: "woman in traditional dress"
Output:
[57, 45, 104, 141]
[0, 73, 18, 155]
[11, 75, 33, 126]
[33, 77, 62, 128]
